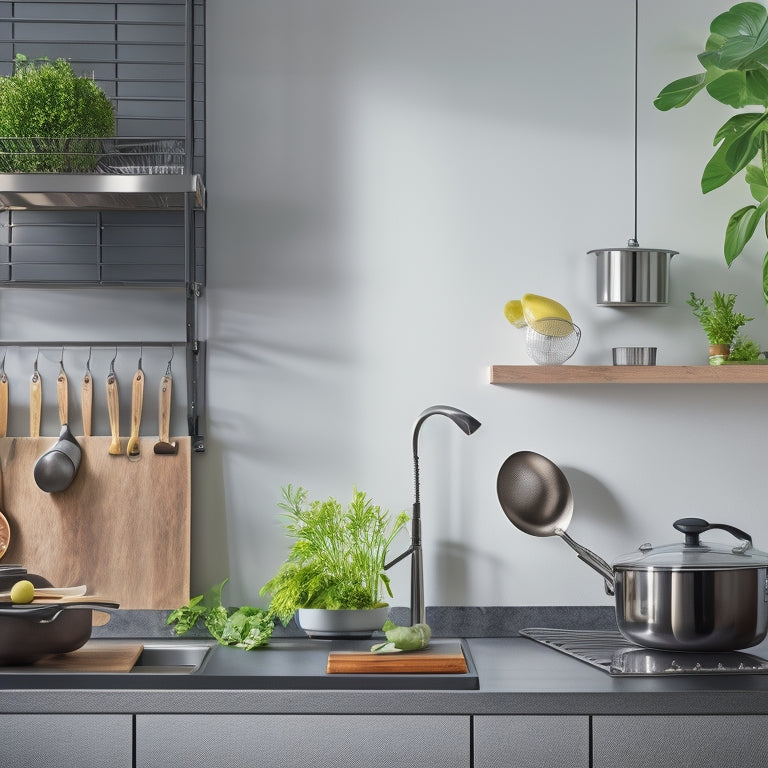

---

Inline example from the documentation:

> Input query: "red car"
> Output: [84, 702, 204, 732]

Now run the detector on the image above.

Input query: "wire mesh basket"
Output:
[0, 137, 185, 174]
[525, 317, 581, 365]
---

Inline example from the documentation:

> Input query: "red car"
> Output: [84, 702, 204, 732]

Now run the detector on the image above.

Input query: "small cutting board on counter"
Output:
[27, 640, 144, 673]
[327, 640, 468, 674]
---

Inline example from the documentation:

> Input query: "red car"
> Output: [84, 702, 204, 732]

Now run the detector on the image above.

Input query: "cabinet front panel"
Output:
[593, 715, 768, 768]
[474, 715, 589, 768]
[0, 714, 132, 768]
[136, 714, 470, 768]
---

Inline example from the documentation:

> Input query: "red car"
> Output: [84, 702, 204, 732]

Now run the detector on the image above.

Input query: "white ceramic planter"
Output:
[295, 607, 389, 639]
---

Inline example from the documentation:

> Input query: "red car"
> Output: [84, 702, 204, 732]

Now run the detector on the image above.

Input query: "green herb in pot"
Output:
[0, 53, 115, 172]
[260, 485, 409, 626]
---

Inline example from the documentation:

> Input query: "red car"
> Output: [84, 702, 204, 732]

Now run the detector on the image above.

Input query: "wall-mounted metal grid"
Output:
[0, 0, 205, 286]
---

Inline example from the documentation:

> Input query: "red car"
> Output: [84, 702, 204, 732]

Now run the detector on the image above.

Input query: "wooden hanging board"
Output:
[1, 436, 191, 609]
[30, 640, 144, 672]
[327, 640, 468, 674]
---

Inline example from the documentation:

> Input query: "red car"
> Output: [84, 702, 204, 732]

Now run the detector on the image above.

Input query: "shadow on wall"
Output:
[431, 539, 506, 605]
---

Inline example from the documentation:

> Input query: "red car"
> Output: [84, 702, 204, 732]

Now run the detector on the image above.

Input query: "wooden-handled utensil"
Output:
[57, 354, 68, 427]
[154, 372, 178, 454]
[106, 353, 120, 455]
[126, 361, 144, 460]
[81, 350, 92, 437]
[30, 353, 41, 438]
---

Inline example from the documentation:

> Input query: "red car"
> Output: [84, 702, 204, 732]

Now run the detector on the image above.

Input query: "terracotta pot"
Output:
[709, 344, 730, 365]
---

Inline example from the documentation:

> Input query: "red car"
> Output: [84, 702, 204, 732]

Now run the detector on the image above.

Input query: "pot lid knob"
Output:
[673, 517, 752, 549]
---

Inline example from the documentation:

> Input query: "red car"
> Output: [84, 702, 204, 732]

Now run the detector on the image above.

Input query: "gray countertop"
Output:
[4, 608, 768, 715]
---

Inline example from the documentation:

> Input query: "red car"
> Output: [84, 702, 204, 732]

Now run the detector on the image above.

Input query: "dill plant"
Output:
[0, 53, 115, 171]
[260, 485, 409, 625]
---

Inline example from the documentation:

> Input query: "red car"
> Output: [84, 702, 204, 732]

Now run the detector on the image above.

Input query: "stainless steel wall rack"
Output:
[0, 0, 207, 451]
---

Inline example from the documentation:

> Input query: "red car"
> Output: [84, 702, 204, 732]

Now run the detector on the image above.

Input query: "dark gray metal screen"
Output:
[0, 0, 205, 285]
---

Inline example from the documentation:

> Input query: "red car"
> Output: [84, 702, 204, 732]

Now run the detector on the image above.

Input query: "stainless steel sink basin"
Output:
[130, 643, 211, 674]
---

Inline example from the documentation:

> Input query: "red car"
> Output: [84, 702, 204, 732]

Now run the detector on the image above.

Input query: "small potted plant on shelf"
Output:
[686, 290, 753, 364]
[260, 485, 409, 639]
[0, 53, 115, 172]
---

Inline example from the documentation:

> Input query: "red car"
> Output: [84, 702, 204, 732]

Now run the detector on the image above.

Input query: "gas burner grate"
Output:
[520, 628, 768, 676]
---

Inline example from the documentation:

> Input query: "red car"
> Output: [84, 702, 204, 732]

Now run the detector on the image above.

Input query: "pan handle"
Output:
[0, 601, 119, 622]
[556, 528, 615, 594]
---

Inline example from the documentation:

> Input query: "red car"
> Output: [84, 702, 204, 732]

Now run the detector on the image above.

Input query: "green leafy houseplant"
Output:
[0, 53, 115, 172]
[654, 2, 768, 303]
[260, 485, 409, 626]
[686, 290, 753, 345]
[729, 333, 762, 360]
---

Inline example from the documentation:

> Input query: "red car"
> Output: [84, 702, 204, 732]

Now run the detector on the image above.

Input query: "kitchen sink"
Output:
[130, 643, 212, 674]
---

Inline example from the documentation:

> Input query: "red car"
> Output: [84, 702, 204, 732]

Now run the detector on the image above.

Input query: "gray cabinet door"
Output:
[474, 715, 589, 768]
[593, 715, 768, 768]
[136, 714, 470, 768]
[0, 714, 132, 768]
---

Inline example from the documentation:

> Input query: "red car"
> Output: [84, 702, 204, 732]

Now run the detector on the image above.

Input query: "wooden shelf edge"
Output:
[489, 365, 768, 384]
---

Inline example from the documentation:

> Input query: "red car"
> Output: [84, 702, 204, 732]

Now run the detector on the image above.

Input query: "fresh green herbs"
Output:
[260, 485, 409, 626]
[728, 334, 762, 362]
[0, 53, 115, 171]
[167, 579, 274, 650]
[686, 291, 753, 346]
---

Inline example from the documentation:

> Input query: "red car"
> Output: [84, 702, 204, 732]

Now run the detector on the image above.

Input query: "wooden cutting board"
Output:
[1, 436, 190, 609]
[30, 640, 144, 672]
[327, 640, 468, 674]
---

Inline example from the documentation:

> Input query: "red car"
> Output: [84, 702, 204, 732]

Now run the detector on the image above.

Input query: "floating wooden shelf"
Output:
[489, 365, 768, 384]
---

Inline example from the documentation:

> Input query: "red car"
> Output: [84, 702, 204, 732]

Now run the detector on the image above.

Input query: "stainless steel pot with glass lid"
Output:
[496, 451, 768, 652]
[613, 517, 768, 652]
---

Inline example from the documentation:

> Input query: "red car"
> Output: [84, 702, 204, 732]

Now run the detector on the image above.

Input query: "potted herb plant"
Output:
[686, 290, 753, 363]
[260, 485, 409, 638]
[0, 53, 115, 172]
[654, 3, 768, 304]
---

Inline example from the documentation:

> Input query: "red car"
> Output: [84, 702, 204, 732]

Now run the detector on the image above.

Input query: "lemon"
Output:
[10, 579, 35, 604]
[503, 299, 527, 328]
[521, 293, 574, 338]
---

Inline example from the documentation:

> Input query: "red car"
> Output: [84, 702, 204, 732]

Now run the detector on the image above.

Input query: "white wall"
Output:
[202, 0, 768, 607]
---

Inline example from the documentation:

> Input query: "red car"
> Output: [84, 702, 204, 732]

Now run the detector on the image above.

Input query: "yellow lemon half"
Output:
[503, 299, 527, 328]
[521, 293, 572, 324]
[521, 293, 574, 338]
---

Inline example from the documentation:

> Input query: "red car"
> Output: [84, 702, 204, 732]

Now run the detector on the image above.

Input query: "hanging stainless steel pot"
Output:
[612, 518, 768, 652]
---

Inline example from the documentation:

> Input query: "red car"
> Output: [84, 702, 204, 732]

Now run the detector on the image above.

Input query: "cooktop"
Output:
[520, 628, 768, 676]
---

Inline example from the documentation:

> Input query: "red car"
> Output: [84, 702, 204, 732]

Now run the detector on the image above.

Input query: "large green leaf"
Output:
[703, 112, 768, 191]
[724, 195, 768, 264]
[707, 68, 768, 107]
[746, 162, 768, 200]
[708, 2, 768, 69]
[763, 250, 768, 303]
[654, 73, 708, 110]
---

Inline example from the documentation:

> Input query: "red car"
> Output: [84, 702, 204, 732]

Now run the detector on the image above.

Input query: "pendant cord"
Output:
[630, 0, 639, 248]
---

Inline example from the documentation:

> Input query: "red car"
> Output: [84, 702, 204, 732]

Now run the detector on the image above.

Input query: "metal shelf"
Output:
[489, 365, 768, 384]
[0, 172, 205, 211]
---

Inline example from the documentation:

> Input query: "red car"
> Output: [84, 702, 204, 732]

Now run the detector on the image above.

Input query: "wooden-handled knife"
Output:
[106, 368, 120, 455]
[81, 371, 92, 437]
[57, 364, 68, 426]
[126, 366, 144, 459]
[154, 373, 178, 454]
[0, 367, 8, 440]
[30, 361, 41, 438]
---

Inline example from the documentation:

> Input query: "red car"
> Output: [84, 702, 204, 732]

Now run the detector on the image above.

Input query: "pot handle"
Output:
[673, 517, 752, 548]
